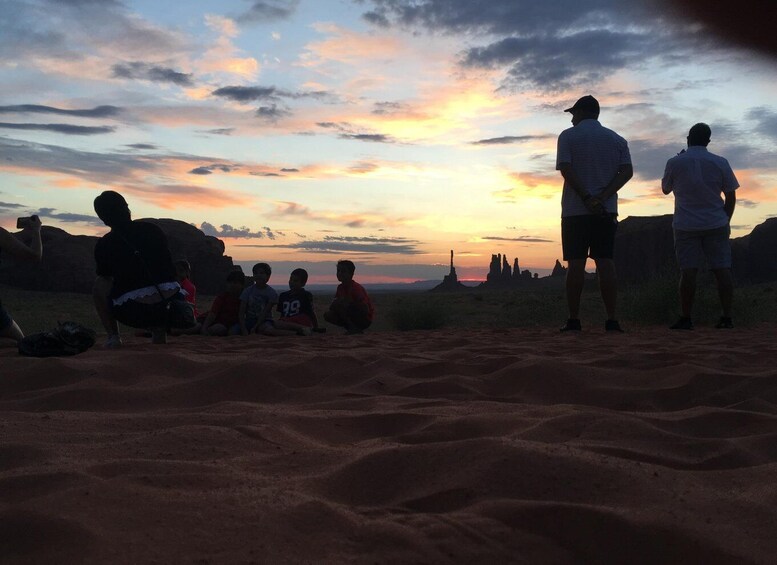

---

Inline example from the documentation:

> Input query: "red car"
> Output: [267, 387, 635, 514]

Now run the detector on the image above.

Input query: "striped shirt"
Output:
[556, 119, 631, 217]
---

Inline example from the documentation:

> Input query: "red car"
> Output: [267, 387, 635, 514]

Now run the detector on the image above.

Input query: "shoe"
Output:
[151, 328, 167, 344]
[104, 334, 123, 349]
[605, 319, 624, 333]
[670, 317, 694, 330]
[560, 319, 582, 332]
[297, 327, 313, 336]
[715, 317, 734, 329]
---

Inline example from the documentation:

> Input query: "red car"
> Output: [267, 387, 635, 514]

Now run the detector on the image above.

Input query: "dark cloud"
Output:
[471, 135, 551, 145]
[280, 168, 299, 173]
[213, 85, 278, 102]
[0, 122, 115, 135]
[746, 107, 777, 141]
[200, 128, 235, 136]
[35, 207, 102, 225]
[462, 30, 657, 91]
[212, 85, 331, 103]
[482, 235, 554, 243]
[316, 122, 341, 129]
[240, 0, 301, 23]
[256, 104, 292, 122]
[237, 235, 422, 254]
[737, 199, 759, 209]
[0, 104, 121, 118]
[199, 222, 276, 239]
[360, 0, 721, 91]
[188, 164, 238, 175]
[339, 133, 395, 143]
[112, 62, 194, 86]
[0, 201, 26, 209]
[126, 143, 158, 150]
[372, 101, 407, 115]
[628, 139, 680, 181]
[2, 1, 187, 66]
[250, 171, 283, 177]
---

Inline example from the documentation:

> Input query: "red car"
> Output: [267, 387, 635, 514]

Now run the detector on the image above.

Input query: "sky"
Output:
[2, 0, 776, 284]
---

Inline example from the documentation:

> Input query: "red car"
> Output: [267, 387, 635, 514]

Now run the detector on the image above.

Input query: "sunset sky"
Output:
[2, 0, 776, 284]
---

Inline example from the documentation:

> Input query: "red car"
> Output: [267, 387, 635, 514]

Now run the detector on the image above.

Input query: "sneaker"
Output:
[151, 328, 167, 344]
[104, 334, 123, 349]
[605, 319, 624, 333]
[560, 318, 582, 332]
[715, 317, 734, 329]
[670, 317, 694, 330]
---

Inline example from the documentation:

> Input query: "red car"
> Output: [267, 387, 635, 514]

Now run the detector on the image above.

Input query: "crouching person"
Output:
[92, 190, 188, 347]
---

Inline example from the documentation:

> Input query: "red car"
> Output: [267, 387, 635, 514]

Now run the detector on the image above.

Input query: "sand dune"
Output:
[1, 327, 776, 564]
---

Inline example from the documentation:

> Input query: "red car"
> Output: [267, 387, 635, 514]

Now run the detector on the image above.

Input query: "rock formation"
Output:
[0, 219, 235, 295]
[550, 260, 567, 277]
[431, 250, 468, 292]
[613, 215, 676, 284]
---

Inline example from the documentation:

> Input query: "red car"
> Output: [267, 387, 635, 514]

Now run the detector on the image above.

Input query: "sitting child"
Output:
[175, 260, 199, 318]
[201, 270, 245, 336]
[275, 268, 319, 336]
[324, 260, 374, 334]
[236, 262, 278, 335]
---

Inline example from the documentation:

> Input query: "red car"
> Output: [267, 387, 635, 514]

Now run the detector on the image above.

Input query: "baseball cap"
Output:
[564, 95, 600, 114]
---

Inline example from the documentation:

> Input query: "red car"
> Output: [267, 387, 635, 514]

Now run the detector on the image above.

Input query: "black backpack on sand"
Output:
[18, 321, 97, 357]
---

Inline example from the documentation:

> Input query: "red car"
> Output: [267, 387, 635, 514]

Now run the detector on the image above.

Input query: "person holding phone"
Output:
[0, 215, 43, 342]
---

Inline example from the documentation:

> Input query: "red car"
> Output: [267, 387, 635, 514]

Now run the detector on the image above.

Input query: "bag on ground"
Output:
[19, 321, 97, 357]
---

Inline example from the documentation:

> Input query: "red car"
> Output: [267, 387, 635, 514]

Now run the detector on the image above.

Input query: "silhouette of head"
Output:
[94, 190, 131, 227]
[565, 95, 600, 125]
[687, 123, 711, 147]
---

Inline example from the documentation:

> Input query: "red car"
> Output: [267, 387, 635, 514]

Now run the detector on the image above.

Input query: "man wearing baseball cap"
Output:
[556, 95, 633, 332]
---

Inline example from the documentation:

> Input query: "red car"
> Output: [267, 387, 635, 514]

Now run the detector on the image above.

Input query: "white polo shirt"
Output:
[556, 119, 631, 217]
[662, 146, 739, 231]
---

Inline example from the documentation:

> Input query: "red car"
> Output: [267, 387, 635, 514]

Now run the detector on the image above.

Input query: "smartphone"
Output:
[16, 217, 32, 229]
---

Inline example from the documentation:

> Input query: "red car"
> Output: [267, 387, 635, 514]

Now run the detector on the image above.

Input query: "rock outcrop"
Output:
[613, 215, 676, 284]
[730, 217, 777, 283]
[431, 250, 468, 292]
[0, 219, 234, 295]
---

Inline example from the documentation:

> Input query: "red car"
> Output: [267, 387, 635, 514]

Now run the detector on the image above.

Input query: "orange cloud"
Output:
[194, 15, 260, 81]
[493, 171, 560, 201]
[119, 183, 254, 210]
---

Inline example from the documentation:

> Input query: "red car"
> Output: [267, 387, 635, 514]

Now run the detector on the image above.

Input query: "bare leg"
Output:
[565, 259, 587, 319]
[679, 268, 698, 318]
[712, 268, 733, 317]
[0, 320, 24, 342]
[93, 278, 119, 337]
[594, 258, 618, 320]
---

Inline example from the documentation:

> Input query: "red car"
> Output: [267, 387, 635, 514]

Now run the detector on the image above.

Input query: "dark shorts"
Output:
[674, 225, 731, 270]
[112, 299, 168, 329]
[0, 299, 12, 331]
[343, 304, 372, 331]
[561, 214, 618, 261]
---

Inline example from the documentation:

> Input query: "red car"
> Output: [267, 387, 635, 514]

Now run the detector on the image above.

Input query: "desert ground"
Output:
[1, 284, 776, 563]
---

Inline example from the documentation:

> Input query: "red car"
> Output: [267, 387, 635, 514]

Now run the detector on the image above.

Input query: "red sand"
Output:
[1, 327, 776, 564]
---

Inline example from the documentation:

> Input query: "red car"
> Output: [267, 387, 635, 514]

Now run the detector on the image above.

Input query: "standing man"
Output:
[662, 123, 739, 329]
[556, 95, 633, 332]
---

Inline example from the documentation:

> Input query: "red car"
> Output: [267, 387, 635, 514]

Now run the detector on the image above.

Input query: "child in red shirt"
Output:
[324, 260, 374, 334]
[201, 270, 245, 336]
